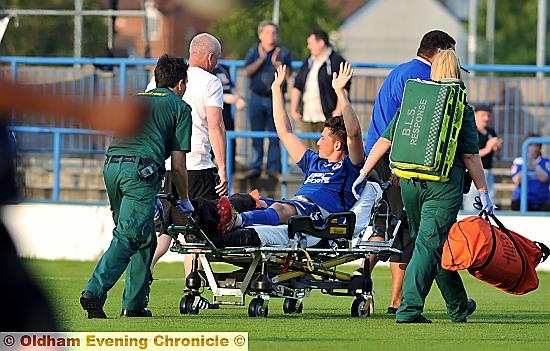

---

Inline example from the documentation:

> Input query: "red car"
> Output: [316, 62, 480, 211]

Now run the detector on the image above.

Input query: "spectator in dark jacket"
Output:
[290, 30, 350, 150]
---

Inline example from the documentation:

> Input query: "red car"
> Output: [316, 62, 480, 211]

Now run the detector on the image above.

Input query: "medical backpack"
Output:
[389, 78, 466, 182]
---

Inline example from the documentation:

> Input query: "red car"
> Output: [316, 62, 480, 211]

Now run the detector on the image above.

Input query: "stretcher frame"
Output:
[162, 187, 403, 318]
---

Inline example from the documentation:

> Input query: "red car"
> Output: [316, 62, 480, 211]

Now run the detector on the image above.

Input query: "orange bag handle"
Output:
[481, 210, 550, 263]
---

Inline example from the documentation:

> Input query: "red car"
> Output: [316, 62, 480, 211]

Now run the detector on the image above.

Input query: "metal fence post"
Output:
[52, 130, 62, 202]
[226, 130, 235, 195]
[119, 62, 127, 100]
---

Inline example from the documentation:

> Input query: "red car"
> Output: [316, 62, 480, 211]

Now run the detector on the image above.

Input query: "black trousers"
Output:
[157, 193, 261, 247]
[188, 168, 220, 201]
[372, 154, 414, 264]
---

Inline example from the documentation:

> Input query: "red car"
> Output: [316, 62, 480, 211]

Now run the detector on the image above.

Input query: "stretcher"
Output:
[159, 179, 403, 318]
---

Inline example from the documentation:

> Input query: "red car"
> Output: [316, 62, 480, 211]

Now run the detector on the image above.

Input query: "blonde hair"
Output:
[430, 49, 461, 81]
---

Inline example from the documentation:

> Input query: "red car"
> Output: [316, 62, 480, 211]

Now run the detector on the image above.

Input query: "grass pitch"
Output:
[26, 259, 550, 351]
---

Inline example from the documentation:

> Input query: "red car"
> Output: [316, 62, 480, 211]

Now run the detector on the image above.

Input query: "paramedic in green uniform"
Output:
[353, 50, 495, 323]
[80, 54, 194, 318]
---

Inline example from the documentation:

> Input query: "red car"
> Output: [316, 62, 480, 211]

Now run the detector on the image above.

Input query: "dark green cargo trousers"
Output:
[396, 165, 470, 322]
[84, 158, 159, 310]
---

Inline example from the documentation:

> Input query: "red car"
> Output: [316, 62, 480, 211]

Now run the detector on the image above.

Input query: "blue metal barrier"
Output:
[10, 126, 318, 203]
[9, 125, 550, 211]
[3, 56, 550, 161]
[9, 126, 109, 203]
[519, 137, 550, 212]
[3, 56, 550, 205]
[226, 130, 320, 198]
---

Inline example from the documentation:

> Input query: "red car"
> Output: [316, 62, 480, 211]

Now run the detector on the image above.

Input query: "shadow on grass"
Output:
[425, 311, 550, 324]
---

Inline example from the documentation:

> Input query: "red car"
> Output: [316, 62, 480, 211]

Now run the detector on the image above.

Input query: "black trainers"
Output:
[80, 291, 107, 319]
[467, 298, 477, 316]
[396, 314, 432, 324]
[120, 309, 153, 317]
[387, 306, 398, 314]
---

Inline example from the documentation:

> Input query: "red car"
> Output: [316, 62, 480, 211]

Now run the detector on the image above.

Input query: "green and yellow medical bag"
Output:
[389, 78, 466, 182]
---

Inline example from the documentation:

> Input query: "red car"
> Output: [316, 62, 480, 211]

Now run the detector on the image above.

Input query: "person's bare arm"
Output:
[271, 65, 307, 163]
[512, 166, 522, 186]
[222, 93, 246, 110]
[170, 151, 190, 200]
[289, 87, 303, 122]
[0, 79, 146, 136]
[332, 62, 363, 165]
[359, 138, 391, 175]
[206, 106, 228, 196]
[462, 153, 488, 192]
[332, 89, 349, 117]
[534, 166, 549, 182]
[530, 160, 549, 183]
[478, 137, 500, 157]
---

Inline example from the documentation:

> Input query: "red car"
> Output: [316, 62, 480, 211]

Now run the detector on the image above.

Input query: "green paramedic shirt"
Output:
[106, 87, 192, 165]
[382, 103, 479, 169]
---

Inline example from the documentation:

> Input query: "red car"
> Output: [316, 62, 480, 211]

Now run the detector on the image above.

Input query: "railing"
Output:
[2, 56, 550, 162]
[3, 56, 550, 207]
[9, 125, 108, 205]
[10, 127, 550, 213]
[10, 126, 317, 203]
[519, 137, 550, 212]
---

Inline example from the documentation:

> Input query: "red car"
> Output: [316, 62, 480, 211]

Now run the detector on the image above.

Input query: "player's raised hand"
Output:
[332, 61, 353, 92]
[271, 64, 287, 91]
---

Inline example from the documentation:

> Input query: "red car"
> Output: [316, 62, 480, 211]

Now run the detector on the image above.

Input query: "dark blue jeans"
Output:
[248, 93, 281, 174]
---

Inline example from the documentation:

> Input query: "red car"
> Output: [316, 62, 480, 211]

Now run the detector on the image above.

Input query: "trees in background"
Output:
[0, 0, 107, 57]
[209, 0, 340, 60]
[476, 0, 550, 65]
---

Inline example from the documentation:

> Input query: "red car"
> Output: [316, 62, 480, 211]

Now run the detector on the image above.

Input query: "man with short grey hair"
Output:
[147, 33, 227, 199]
[243, 21, 292, 180]
[184, 33, 227, 199]
[148, 33, 227, 277]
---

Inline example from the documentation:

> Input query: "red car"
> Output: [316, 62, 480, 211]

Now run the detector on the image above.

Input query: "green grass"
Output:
[26, 259, 550, 351]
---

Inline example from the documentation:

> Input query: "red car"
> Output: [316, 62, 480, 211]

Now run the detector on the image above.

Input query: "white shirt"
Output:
[146, 66, 224, 170]
[302, 59, 325, 123]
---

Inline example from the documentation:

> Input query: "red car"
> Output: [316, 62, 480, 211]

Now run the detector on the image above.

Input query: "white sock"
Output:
[235, 214, 243, 228]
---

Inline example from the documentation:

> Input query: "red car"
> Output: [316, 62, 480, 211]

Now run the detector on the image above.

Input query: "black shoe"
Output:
[80, 291, 107, 319]
[387, 306, 398, 314]
[120, 309, 153, 318]
[396, 314, 432, 324]
[467, 298, 476, 316]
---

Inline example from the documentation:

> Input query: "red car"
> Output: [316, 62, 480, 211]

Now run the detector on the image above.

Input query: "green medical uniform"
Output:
[84, 88, 191, 310]
[382, 104, 479, 322]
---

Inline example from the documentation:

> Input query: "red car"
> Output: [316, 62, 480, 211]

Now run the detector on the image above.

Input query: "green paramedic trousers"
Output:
[397, 165, 470, 322]
[84, 158, 159, 310]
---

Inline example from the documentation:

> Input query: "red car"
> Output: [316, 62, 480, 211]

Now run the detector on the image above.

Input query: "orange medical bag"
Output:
[442, 213, 549, 295]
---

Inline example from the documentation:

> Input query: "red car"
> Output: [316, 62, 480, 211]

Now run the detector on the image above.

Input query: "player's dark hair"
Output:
[324, 116, 348, 154]
[154, 54, 188, 89]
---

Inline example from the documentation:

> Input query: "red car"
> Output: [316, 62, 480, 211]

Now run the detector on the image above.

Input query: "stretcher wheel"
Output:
[248, 298, 269, 317]
[351, 296, 372, 318]
[283, 298, 303, 314]
[180, 295, 200, 315]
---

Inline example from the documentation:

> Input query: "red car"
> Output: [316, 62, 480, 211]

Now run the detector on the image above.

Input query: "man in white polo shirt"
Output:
[146, 33, 227, 200]
[148, 33, 227, 278]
